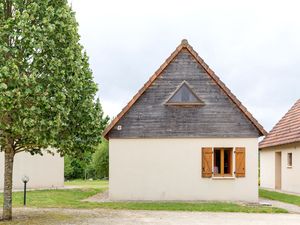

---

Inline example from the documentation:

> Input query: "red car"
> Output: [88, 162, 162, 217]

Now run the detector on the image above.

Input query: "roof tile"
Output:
[259, 99, 300, 149]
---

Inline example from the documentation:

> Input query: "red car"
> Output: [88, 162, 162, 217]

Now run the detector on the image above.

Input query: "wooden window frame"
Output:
[213, 148, 233, 177]
[164, 80, 205, 106]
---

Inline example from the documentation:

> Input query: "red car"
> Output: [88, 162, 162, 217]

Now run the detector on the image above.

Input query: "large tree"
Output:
[0, 0, 107, 220]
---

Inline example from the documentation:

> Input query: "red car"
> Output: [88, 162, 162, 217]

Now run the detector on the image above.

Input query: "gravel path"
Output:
[80, 209, 300, 225]
[2, 208, 300, 225]
[259, 198, 300, 214]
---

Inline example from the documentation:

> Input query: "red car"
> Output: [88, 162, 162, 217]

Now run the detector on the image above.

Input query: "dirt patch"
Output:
[0, 208, 85, 225]
[82, 190, 110, 202]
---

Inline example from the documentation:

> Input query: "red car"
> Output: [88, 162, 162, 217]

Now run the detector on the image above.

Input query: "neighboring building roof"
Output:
[103, 39, 267, 139]
[260, 99, 300, 149]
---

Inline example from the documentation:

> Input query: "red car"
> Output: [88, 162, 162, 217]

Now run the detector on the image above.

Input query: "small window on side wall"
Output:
[287, 153, 292, 167]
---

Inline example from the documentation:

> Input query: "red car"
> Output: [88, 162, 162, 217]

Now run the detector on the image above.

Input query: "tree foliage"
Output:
[64, 151, 93, 180]
[91, 139, 109, 179]
[64, 155, 75, 179]
[64, 138, 109, 180]
[0, 0, 108, 220]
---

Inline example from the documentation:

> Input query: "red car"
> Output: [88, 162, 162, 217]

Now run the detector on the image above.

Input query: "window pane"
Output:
[214, 149, 221, 174]
[288, 153, 292, 167]
[213, 148, 232, 176]
[224, 149, 231, 174]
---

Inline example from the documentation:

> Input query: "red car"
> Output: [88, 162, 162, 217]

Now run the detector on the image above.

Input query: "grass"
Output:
[11, 188, 101, 209]
[0, 180, 105, 209]
[260, 189, 300, 206]
[0, 180, 287, 214]
[94, 201, 287, 213]
[65, 179, 108, 189]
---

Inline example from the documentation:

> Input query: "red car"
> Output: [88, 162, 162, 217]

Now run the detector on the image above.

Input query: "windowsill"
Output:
[212, 176, 235, 180]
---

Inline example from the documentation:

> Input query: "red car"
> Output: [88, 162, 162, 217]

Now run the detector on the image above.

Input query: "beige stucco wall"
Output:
[260, 143, 300, 193]
[0, 150, 64, 190]
[260, 149, 275, 189]
[109, 138, 258, 202]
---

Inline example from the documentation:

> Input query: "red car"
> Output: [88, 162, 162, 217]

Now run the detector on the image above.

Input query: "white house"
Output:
[103, 40, 266, 202]
[0, 150, 64, 190]
[260, 99, 300, 193]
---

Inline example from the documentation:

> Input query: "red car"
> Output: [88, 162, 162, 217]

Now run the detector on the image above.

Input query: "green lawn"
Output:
[0, 180, 287, 213]
[65, 179, 108, 189]
[260, 189, 300, 206]
[95, 201, 286, 213]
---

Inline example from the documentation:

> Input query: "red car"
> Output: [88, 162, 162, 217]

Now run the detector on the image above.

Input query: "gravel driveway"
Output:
[83, 209, 300, 225]
[2, 208, 300, 225]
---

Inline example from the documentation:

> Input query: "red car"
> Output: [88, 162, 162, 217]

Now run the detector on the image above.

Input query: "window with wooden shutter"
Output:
[235, 147, 246, 177]
[202, 148, 212, 178]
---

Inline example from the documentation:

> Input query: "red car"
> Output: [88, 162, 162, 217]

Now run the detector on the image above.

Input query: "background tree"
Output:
[64, 151, 94, 180]
[64, 138, 109, 180]
[0, 0, 107, 220]
[91, 138, 109, 179]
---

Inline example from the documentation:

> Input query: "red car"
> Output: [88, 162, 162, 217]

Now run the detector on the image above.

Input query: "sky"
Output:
[71, 0, 300, 132]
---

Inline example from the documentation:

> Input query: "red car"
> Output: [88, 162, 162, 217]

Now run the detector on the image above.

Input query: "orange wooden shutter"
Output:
[235, 147, 246, 177]
[202, 148, 212, 178]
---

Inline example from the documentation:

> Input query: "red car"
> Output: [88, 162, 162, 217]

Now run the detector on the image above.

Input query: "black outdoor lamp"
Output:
[21, 175, 29, 206]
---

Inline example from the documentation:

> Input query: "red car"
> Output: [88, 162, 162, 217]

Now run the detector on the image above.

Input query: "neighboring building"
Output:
[103, 40, 266, 202]
[260, 99, 300, 193]
[0, 150, 64, 190]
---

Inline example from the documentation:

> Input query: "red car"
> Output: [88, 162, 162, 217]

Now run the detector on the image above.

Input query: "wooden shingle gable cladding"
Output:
[104, 40, 266, 139]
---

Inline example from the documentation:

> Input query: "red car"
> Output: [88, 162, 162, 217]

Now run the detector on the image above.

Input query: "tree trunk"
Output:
[3, 1, 14, 221]
[2, 145, 14, 221]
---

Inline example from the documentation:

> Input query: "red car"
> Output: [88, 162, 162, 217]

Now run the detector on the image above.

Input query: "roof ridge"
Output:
[103, 40, 267, 139]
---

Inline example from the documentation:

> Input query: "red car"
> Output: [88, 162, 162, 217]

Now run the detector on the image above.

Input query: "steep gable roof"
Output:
[260, 99, 300, 149]
[103, 39, 267, 139]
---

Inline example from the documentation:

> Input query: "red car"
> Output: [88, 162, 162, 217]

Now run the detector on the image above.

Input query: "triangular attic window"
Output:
[165, 81, 204, 106]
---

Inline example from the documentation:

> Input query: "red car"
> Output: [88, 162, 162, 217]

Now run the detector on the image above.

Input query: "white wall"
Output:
[0, 150, 64, 190]
[260, 149, 275, 189]
[281, 145, 300, 193]
[109, 138, 258, 202]
[260, 143, 300, 193]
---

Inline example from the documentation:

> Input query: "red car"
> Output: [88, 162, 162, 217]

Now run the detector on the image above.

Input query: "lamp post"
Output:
[22, 175, 29, 206]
